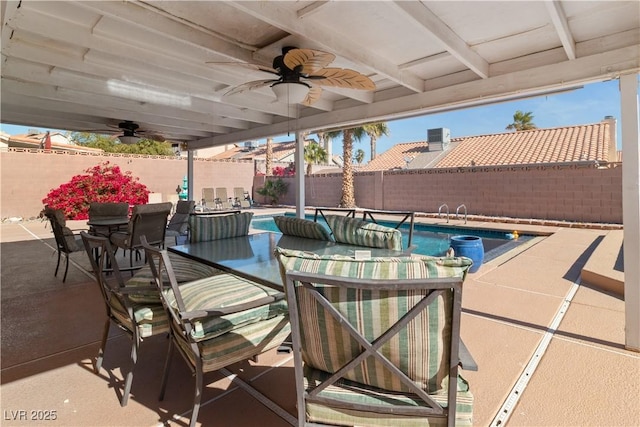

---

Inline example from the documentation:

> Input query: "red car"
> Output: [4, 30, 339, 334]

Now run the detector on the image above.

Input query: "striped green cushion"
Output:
[127, 252, 221, 303]
[325, 215, 403, 250]
[304, 367, 473, 427]
[174, 315, 291, 372]
[109, 297, 169, 338]
[164, 273, 288, 342]
[273, 216, 332, 241]
[276, 248, 472, 394]
[188, 212, 253, 242]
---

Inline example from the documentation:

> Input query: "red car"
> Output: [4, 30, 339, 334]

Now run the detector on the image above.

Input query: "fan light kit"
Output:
[119, 135, 140, 144]
[271, 82, 310, 104]
[117, 121, 141, 144]
[215, 47, 375, 106]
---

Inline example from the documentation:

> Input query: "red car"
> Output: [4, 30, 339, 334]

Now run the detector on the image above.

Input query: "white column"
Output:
[620, 73, 640, 351]
[187, 150, 194, 201]
[295, 130, 306, 218]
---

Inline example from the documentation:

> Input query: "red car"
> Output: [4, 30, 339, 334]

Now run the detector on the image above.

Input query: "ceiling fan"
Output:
[109, 121, 165, 144]
[214, 47, 376, 105]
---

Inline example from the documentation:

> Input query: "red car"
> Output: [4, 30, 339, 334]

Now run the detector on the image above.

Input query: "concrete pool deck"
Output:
[1, 207, 636, 426]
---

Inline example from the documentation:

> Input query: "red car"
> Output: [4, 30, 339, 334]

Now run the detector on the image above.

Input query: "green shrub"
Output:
[257, 178, 288, 205]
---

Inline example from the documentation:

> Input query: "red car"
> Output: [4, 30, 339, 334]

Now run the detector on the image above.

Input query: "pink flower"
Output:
[42, 162, 150, 219]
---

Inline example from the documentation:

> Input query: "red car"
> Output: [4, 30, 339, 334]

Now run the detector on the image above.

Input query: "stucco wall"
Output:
[3, 149, 622, 224]
[1, 149, 254, 219]
[254, 163, 623, 224]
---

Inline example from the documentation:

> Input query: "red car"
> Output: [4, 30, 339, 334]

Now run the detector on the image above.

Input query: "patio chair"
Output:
[88, 202, 129, 237]
[201, 187, 215, 210]
[165, 200, 195, 244]
[42, 206, 83, 282]
[233, 187, 251, 208]
[110, 202, 172, 267]
[273, 215, 333, 241]
[80, 232, 169, 407]
[324, 214, 404, 251]
[188, 211, 253, 243]
[276, 248, 475, 427]
[141, 238, 290, 427]
[215, 187, 233, 210]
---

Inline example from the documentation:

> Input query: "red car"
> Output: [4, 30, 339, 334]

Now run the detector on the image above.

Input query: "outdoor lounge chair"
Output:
[141, 237, 290, 427]
[276, 248, 475, 427]
[324, 214, 404, 250]
[80, 232, 169, 407]
[233, 187, 251, 208]
[42, 206, 84, 282]
[215, 187, 233, 210]
[201, 188, 215, 210]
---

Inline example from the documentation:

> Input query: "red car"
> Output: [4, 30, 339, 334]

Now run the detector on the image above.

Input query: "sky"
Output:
[0, 79, 625, 162]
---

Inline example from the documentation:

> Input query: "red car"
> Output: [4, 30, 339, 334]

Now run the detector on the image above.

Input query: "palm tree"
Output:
[326, 126, 367, 208]
[363, 122, 389, 160]
[506, 110, 537, 131]
[304, 142, 328, 175]
[354, 149, 365, 165]
[265, 137, 273, 176]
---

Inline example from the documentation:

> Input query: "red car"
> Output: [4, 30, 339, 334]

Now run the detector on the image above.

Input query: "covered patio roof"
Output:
[0, 1, 636, 147]
[1, 1, 638, 349]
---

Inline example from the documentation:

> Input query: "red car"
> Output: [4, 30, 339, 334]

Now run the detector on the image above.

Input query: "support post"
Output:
[620, 73, 640, 351]
[187, 150, 194, 202]
[295, 130, 305, 218]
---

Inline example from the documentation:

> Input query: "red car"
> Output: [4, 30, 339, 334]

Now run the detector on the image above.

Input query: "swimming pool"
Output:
[250, 214, 533, 262]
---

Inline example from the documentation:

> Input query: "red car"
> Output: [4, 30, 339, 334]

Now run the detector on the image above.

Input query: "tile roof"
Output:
[359, 141, 432, 171]
[8, 133, 104, 154]
[361, 120, 613, 171]
[209, 140, 306, 161]
[435, 121, 612, 168]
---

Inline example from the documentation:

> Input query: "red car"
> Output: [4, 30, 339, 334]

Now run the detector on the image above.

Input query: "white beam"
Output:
[620, 73, 640, 352]
[76, 1, 256, 63]
[190, 45, 640, 148]
[544, 0, 577, 60]
[227, 1, 425, 93]
[391, 1, 489, 79]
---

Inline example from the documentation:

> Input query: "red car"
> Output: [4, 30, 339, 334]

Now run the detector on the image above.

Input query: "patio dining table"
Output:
[168, 231, 477, 370]
[167, 231, 404, 291]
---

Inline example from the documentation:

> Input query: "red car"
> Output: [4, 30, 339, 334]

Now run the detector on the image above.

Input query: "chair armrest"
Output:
[179, 292, 286, 321]
[119, 285, 157, 294]
[458, 339, 478, 371]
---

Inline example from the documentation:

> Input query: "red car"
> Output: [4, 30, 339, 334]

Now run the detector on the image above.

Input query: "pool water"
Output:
[251, 214, 533, 262]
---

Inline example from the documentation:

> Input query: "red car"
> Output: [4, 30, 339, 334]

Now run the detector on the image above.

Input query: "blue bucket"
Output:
[450, 235, 484, 273]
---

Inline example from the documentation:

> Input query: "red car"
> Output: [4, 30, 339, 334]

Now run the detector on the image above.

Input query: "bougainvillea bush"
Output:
[42, 162, 149, 220]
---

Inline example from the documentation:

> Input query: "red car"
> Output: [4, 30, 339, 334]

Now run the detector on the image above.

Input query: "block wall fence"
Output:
[1, 149, 254, 219]
[1, 149, 622, 224]
[254, 163, 623, 224]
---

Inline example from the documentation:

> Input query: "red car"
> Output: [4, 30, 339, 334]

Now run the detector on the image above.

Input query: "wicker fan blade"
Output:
[283, 48, 335, 75]
[225, 79, 279, 96]
[139, 131, 166, 142]
[207, 61, 279, 76]
[309, 68, 376, 90]
[302, 86, 323, 106]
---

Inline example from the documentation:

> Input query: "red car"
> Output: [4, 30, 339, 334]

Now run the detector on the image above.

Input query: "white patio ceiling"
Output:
[1, 1, 638, 149]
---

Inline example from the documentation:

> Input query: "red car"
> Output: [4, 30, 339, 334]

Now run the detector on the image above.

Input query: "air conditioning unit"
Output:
[427, 128, 451, 151]
[244, 141, 259, 150]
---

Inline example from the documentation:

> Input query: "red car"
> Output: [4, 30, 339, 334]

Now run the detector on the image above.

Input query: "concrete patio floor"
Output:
[1, 209, 638, 426]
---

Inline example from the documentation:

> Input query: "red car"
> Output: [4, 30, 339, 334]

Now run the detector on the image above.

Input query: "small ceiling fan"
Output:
[213, 47, 376, 105]
[110, 121, 165, 144]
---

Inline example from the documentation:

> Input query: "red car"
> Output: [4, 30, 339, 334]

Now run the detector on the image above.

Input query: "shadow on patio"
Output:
[1, 216, 638, 426]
